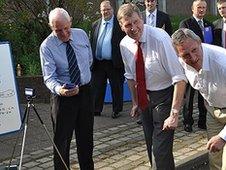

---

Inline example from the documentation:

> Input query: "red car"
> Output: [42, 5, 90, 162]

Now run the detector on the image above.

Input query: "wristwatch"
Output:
[171, 109, 179, 117]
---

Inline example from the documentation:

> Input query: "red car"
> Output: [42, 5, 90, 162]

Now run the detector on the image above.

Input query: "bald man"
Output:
[40, 8, 94, 170]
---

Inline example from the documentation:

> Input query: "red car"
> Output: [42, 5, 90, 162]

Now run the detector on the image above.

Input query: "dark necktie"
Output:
[198, 20, 204, 34]
[96, 22, 108, 59]
[66, 41, 81, 85]
[135, 42, 148, 111]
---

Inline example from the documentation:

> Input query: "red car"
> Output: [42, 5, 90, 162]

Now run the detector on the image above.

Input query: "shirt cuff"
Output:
[172, 75, 187, 84]
[218, 125, 226, 141]
[55, 85, 62, 96]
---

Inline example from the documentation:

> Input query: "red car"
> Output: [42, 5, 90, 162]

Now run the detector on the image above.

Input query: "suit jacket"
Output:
[91, 17, 125, 69]
[179, 16, 214, 43]
[213, 18, 224, 47]
[141, 10, 173, 36]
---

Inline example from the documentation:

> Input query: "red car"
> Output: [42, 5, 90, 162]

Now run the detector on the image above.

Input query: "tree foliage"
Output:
[0, 0, 101, 75]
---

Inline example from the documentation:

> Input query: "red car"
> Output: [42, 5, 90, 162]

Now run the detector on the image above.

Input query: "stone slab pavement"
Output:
[0, 101, 210, 169]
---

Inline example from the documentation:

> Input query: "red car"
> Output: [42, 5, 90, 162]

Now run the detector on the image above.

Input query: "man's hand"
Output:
[130, 104, 141, 118]
[59, 85, 79, 97]
[207, 135, 226, 153]
[162, 114, 179, 131]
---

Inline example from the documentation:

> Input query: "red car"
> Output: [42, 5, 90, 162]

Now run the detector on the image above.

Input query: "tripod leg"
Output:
[31, 104, 69, 170]
[7, 103, 29, 169]
[19, 103, 31, 170]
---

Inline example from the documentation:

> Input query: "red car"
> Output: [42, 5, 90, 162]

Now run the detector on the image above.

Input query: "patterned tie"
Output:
[66, 41, 81, 85]
[135, 42, 148, 111]
[96, 22, 108, 59]
[198, 20, 204, 34]
[149, 13, 155, 27]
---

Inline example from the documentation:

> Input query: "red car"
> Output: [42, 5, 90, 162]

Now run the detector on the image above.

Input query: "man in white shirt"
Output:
[172, 28, 226, 170]
[117, 3, 187, 169]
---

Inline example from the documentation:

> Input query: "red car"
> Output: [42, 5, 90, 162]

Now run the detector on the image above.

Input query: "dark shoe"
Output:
[94, 112, 101, 116]
[184, 124, 192, 132]
[111, 112, 121, 119]
[136, 119, 142, 125]
[198, 123, 207, 130]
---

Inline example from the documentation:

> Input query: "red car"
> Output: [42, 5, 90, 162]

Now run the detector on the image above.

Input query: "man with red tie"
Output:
[117, 3, 187, 169]
[213, 0, 226, 48]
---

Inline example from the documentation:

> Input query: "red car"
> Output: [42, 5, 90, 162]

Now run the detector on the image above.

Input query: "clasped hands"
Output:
[59, 85, 79, 97]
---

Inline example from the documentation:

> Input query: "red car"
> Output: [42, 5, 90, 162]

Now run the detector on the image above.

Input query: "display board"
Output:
[0, 42, 21, 135]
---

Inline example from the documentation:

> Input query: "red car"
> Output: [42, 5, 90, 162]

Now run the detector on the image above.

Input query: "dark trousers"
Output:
[183, 84, 207, 126]
[50, 84, 94, 170]
[92, 60, 124, 113]
[141, 86, 175, 170]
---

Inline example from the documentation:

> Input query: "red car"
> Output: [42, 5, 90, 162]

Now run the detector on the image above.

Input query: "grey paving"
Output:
[0, 101, 210, 169]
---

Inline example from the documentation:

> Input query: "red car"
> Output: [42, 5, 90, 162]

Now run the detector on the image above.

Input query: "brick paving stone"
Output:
[99, 137, 113, 142]
[95, 161, 109, 169]
[111, 159, 132, 168]
[95, 143, 110, 150]
[133, 165, 151, 170]
[99, 167, 115, 170]
[36, 157, 52, 163]
[126, 155, 143, 161]
[22, 161, 39, 168]
[110, 154, 126, 160]
[94, 141, 102, 146]
[38, 161, 54, 168]
[102, 158, 117, 164]
[106, 139, 121, 145]
[121, 150, 137, 157]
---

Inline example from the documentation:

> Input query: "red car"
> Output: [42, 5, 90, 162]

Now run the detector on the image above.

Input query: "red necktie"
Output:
[135, 42, 149, 111]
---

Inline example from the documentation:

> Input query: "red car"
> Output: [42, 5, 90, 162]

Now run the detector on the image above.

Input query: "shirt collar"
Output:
[101, 15, 114, 26]
[53, 31, 73, 47]
[146, 9, 157, 18]
[193, 15, 203, 23]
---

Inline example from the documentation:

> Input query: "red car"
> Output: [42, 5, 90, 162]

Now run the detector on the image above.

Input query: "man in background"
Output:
[172, 28, 226, 170]
[91, 0, 125, 118]
[141, 0, 172, 35]
[179, 0, 214, 132]
[213, 0, 226, 48]
[40, 8, 94, 170]
[118, 3, 186, 169]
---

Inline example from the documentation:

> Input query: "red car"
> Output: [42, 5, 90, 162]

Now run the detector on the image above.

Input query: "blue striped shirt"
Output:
[40, 28, 93, 95]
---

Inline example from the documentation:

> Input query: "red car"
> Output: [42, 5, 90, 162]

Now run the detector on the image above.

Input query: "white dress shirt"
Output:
[223, 20, 226, 48]
[120, 24, 187, 91]
[179, 43, 226, 140]
[146, 9, 157, 27]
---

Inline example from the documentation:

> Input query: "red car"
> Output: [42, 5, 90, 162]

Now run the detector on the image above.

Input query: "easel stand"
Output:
[16, 97, 69, 170]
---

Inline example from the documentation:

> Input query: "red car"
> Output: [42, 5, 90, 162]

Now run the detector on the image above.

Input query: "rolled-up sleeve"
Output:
[219, 125, 226, 141]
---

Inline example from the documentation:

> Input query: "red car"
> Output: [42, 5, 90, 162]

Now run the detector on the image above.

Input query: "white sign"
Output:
[0, 42, 21, 135]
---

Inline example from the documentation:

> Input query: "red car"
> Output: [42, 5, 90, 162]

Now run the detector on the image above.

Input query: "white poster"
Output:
[0, 42, 21, 135]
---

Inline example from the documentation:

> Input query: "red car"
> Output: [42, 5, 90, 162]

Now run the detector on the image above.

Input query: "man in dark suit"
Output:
[179, 0, 214, 132]
[90, 0, 125, 118]
[141, 0, 173, 35]
[213, 0, 226, 48]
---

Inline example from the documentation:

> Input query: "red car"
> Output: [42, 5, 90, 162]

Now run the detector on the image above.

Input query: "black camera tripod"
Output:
[7, 95, 69, 170]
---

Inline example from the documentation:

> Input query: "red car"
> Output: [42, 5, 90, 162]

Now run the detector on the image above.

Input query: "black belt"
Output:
[79, 82, 91, 90]
[214, 107, 226, 110]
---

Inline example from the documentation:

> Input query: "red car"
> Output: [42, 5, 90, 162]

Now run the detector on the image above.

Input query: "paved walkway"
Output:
[0, 102, 209, 170]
